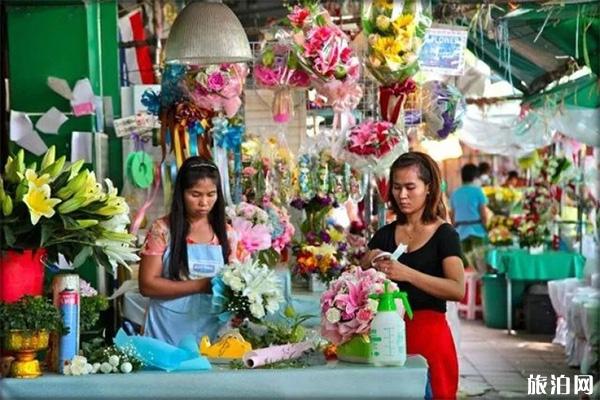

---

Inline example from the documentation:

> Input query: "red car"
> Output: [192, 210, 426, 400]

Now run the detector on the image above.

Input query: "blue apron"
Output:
[143, 243, 225, 346]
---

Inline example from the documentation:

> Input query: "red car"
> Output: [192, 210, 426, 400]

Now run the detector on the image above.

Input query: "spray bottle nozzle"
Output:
[369, 281, 413, 319]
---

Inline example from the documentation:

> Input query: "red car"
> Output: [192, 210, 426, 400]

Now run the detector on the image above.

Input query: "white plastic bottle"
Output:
[369, 281, 413, 366]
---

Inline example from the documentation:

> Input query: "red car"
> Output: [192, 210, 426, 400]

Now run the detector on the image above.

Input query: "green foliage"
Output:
[80, 295, 109, 331]
[0, 295, 68, 336]
[238, 311, 313, 349]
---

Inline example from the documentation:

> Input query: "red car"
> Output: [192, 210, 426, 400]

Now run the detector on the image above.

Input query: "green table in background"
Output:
[486, 248, 586, 334]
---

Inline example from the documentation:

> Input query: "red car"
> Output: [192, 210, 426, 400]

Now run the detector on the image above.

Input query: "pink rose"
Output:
[207, 72, 226, 92]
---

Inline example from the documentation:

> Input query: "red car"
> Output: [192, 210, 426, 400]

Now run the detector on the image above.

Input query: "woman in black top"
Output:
[362, 151, 465, 400]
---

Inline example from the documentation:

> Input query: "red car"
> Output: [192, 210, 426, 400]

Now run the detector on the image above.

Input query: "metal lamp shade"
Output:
[164, 0, 252, 65]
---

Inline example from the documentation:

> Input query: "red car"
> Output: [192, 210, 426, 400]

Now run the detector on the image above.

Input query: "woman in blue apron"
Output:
[139, 157, 234, 346]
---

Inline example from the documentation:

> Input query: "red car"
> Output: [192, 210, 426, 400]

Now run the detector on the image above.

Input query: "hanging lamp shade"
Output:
[164, 0, 252, 65]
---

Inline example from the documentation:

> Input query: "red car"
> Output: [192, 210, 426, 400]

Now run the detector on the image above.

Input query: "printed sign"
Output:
[419, 25, 468, 76]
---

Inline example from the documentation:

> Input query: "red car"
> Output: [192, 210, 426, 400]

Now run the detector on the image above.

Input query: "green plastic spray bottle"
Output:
[368, 281, 413, 366]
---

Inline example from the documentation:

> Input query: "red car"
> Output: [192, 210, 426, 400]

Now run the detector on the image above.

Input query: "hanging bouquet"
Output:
[362, 0, 430, 86]
[211, 259, 284, 322]
[421, 80, 466, 140]
[482, 186, 523, 216]
[0, 147, 139, 272]
[226, 202, 273, 261]
[362, 0, 430, 123]
[186, 63, 248, 118]
[287, 2, 362, 119]
[338, 119, 408, 201]
[254, 28, 311, 124]
[320, 266, 400, 345]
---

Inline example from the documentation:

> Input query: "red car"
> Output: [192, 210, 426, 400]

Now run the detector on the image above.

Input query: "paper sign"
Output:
[47, 76, 73, 100]
[71, 131, 93, 163]
[35, 107, 68, 134]
[419, 25, 468, 76]
[10, 110, 48, 155]
[70, 78, 96, 116]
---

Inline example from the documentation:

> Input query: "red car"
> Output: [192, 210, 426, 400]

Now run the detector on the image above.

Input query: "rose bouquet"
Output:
[338, 119, 408, 201]
[211, 259, 284, 322]
[320, 266, 400, 345]
[186, 63, 248, 118]
[482, 186, 523, 216]
[226, 202, 273, 261]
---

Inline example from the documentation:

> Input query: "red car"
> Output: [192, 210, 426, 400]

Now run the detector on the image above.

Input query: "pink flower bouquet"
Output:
[320, 266, 399, 345]
[187, 63, 248, 117]
[337, 119, 408, 200]
[253, 29, 311, 124]
[287, 3, 362, 114]
[226, 202, 273, 260]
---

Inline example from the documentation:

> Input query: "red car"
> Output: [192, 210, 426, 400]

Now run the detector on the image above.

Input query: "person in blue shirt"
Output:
[449, 163, 489, 257]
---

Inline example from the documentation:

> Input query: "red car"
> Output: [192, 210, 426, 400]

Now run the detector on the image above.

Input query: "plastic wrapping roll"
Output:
[242, 341, 313, 368]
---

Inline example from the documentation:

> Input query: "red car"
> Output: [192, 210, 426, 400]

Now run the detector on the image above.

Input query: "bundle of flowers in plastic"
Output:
[337, 119, 408, 199]
[211, 259, 284, 322]
[320, 266, 400, 345]
[421, 80, 466, 140]
[186, 63, 248, 118]
[287, 2, 362, 118]
[362, 0, 430, 86]
[253, 29, 311, 123]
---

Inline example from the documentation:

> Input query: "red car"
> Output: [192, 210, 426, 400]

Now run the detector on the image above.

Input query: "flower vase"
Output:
[4, 330, 49, 378]
[0, 249, 46, 303]
[529, 244, 544, 255]
[337, 335, 372, 364]
[308, 274, 327, 292]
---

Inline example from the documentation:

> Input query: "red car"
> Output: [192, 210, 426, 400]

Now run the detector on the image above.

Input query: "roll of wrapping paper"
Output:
[52, 274, 80, 374]
[242, 341, 314, 368]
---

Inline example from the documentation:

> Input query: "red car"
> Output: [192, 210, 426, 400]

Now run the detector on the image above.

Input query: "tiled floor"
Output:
[457, 319, 589, 399]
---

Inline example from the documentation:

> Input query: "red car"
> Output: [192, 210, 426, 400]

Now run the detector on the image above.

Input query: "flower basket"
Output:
[336, 335, 371, 364]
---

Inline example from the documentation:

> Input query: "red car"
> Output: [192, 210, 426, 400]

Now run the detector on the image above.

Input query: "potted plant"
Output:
[0, 146, 139, 302]
[0, 295, 68, 378]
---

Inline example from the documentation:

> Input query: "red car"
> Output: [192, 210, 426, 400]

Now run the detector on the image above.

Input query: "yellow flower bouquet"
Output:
[482, 186, 522, 216]
[362, 0, 431, 86]
[0, 147, 139, 272]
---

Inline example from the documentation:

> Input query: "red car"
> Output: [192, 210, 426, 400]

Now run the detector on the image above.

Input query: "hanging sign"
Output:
[419, 25, 468, 76]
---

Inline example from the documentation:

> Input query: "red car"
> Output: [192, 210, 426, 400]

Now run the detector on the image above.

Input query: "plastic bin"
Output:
[482, 274, 526, 329]
[524, 284, 557, 334]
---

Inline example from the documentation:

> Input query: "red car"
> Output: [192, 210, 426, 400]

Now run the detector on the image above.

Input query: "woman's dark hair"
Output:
[461, 163, 480, 183]
[387, 151, 447, 224]
[478, 161, 491, 175]
[168, 156, 229, 280]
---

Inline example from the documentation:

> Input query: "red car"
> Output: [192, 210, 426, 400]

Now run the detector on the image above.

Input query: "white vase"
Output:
[529, 244, 544, 255]
[308, 274, 327, 292]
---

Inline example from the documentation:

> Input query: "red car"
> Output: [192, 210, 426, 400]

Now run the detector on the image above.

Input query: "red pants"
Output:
[406, 310, 458, 400]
